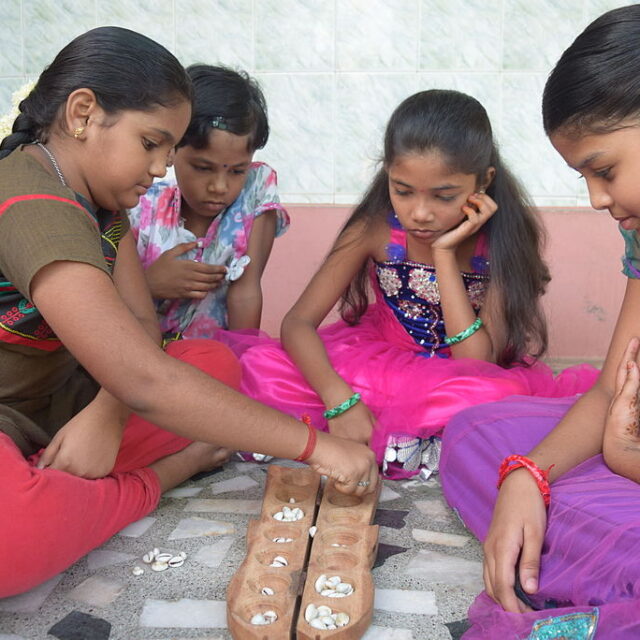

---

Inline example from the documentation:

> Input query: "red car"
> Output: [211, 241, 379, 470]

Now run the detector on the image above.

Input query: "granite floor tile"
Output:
[411, 529, 470, 547]
[66, 576, 126, 607]
[193, 538, 236, 568]
[139, 598, 227, 628]
[210, 475, 259, 494]
[362, 627, 414, 639]
[86, 549, 137, 571]
[118, 516, 156, 537]
[405, 550, 483, 591]
[0, 574, 63, 613]
[374, 588, 438, 615]
[184, 498, 262, 514]
[163, 486, 204, 498]
[168, 517, 235, 540]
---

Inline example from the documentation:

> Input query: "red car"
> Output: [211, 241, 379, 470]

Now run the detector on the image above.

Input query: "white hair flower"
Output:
[0, 80, 36, 141]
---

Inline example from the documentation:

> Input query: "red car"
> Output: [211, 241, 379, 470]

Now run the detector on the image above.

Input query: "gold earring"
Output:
[73, 126, 85, 139]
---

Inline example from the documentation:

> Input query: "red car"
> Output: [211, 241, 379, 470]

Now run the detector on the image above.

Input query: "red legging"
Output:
[0, 339, 241, 598]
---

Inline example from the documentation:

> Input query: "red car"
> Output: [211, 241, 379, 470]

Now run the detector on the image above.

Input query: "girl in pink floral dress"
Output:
[238, 90, 598, 478]
[128, 65, 289, 339]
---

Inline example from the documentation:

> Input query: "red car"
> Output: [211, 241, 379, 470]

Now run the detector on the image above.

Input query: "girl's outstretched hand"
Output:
[307, 431, 379, 496]
[146, 242, 227, 300]
[603, 337, 640, 482]
[481, 467, 546, 613]
[327, 402, 375, 446]
[432, 192, 498, 253]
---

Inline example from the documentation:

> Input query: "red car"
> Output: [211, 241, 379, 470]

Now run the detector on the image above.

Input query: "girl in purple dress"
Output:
[238, 90, 597, 479]
[441, 5, 640, 638]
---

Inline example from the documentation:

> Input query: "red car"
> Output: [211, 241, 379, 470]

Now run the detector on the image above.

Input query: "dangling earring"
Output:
[73, 126, 85, 139]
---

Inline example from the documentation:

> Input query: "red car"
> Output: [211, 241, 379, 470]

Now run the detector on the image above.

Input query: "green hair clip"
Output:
[210, 116, 228, 130]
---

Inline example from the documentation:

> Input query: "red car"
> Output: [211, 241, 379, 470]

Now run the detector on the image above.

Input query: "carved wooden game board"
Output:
[227, 465, 380, 639]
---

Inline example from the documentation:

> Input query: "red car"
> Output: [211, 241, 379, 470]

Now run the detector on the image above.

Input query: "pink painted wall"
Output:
[261, 205, 625, 363]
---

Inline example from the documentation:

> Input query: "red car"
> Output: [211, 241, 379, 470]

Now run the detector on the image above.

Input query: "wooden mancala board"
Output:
[227, 464, 380, 639]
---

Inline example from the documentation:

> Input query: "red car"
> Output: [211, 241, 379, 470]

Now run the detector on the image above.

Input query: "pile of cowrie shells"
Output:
[132, 548, 187, 575]
[304, 604, 350, 630]
[314, 574, 354, 597]
[250, 610, 278, 625]
[269, 555, 288, 567]
[272, 504, 304, 521]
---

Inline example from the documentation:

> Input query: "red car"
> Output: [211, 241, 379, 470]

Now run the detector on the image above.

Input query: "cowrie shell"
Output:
[168, 556, 184, 568]
[273, 511, 284, 521]
[308, 526, 317, 538]
[273, 556, 287, 565]
[335, 612, 350, 627]
[155, 553, 173, 563]
[261, 587, 275, 596]
[317, 605, 332, 617]
[263, 610, 277, 622]
[310, 618, 326, 629]
[304, 603, 318, 622]
[251, 613, 268, 625]
[151, 561, 169, 572]
[142, 552, 155, 564]
[314, 574, 327, 592]
[321, 589, 334, 596]
[132, 566, 144, 576]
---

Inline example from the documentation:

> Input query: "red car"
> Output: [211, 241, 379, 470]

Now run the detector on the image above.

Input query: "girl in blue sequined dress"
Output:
[238, 90, 597, 478]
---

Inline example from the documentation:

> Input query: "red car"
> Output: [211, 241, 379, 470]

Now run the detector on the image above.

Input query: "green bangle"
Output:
[323, 392, 361, 420]
[444, 317, 483, 346]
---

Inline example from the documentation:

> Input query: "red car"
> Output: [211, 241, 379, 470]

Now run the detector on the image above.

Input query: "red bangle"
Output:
[294, 414, 317, 462]
[497, 455, 554, 507]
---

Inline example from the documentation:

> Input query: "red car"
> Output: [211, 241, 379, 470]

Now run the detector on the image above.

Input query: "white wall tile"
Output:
[336, 0, 419, 71]
[255, 0, 334, 72]
[176, 0, 253, 69]
[420, 0, 502, 71]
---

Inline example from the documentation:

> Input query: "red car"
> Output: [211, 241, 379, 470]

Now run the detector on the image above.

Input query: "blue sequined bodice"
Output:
[374, 214, 490, 357]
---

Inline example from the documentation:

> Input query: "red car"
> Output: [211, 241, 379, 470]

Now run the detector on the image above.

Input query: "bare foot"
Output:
[149, 442, 232, 493]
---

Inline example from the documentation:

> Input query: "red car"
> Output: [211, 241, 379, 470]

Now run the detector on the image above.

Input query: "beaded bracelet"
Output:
[497, 454, 554, 507]
[323, 392, 361, 420]
[444, 317, 483, 346]
[294, 414, 317, 462]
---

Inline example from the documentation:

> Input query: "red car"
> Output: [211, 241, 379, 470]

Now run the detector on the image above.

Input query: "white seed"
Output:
[151, 561, 169, 572]
[314, 574, 327, 592]
[251, 613, 267, 625]
[310, 618, 326, 629]
[261, 587, 275, 596]
[155, 552, 173, 563]
[304, 603, 318, 622]
[288, 497, 296, 503]
[168, 556, 184, 568]
[132, 566, 144, 576]
[142, 552, 155, 564]
[335, 612, 350, 627]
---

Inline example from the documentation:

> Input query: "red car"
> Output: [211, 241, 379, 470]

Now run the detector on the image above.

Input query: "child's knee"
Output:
[166, 338, 242, 389]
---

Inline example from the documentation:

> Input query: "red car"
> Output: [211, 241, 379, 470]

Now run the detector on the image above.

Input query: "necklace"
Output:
[36, 142, 67, 187]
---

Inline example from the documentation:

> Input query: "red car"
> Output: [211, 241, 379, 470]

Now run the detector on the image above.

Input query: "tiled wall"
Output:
[0, 0, 628, 205]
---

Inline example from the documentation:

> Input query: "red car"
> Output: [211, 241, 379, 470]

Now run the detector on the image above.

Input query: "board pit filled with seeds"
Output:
[226, 465, 380, 639]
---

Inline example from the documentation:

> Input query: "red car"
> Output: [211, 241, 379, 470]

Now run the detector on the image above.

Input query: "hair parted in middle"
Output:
[338, 89, 550, 367]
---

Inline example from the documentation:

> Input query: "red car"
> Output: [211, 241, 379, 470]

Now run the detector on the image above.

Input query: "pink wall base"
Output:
[261, 206, 624, 363]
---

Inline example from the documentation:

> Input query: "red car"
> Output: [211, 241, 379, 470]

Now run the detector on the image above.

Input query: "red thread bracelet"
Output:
[497, 455, 554, 507]
[294, 414, 317, 462]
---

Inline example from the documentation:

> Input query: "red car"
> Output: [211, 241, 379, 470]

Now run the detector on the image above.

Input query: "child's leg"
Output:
[0, 338, 241, 598]
[441, 396, 640, 638]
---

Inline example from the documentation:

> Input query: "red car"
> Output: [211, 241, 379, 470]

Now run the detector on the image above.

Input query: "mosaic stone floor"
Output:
[0, 458, 483, 640]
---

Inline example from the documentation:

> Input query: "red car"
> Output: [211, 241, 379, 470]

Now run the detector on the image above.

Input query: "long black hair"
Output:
[339, 90, 550, 367]
[0, 26, 192, 158]
[177, 64, 269, 152]
[543, 5, 640, 136]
